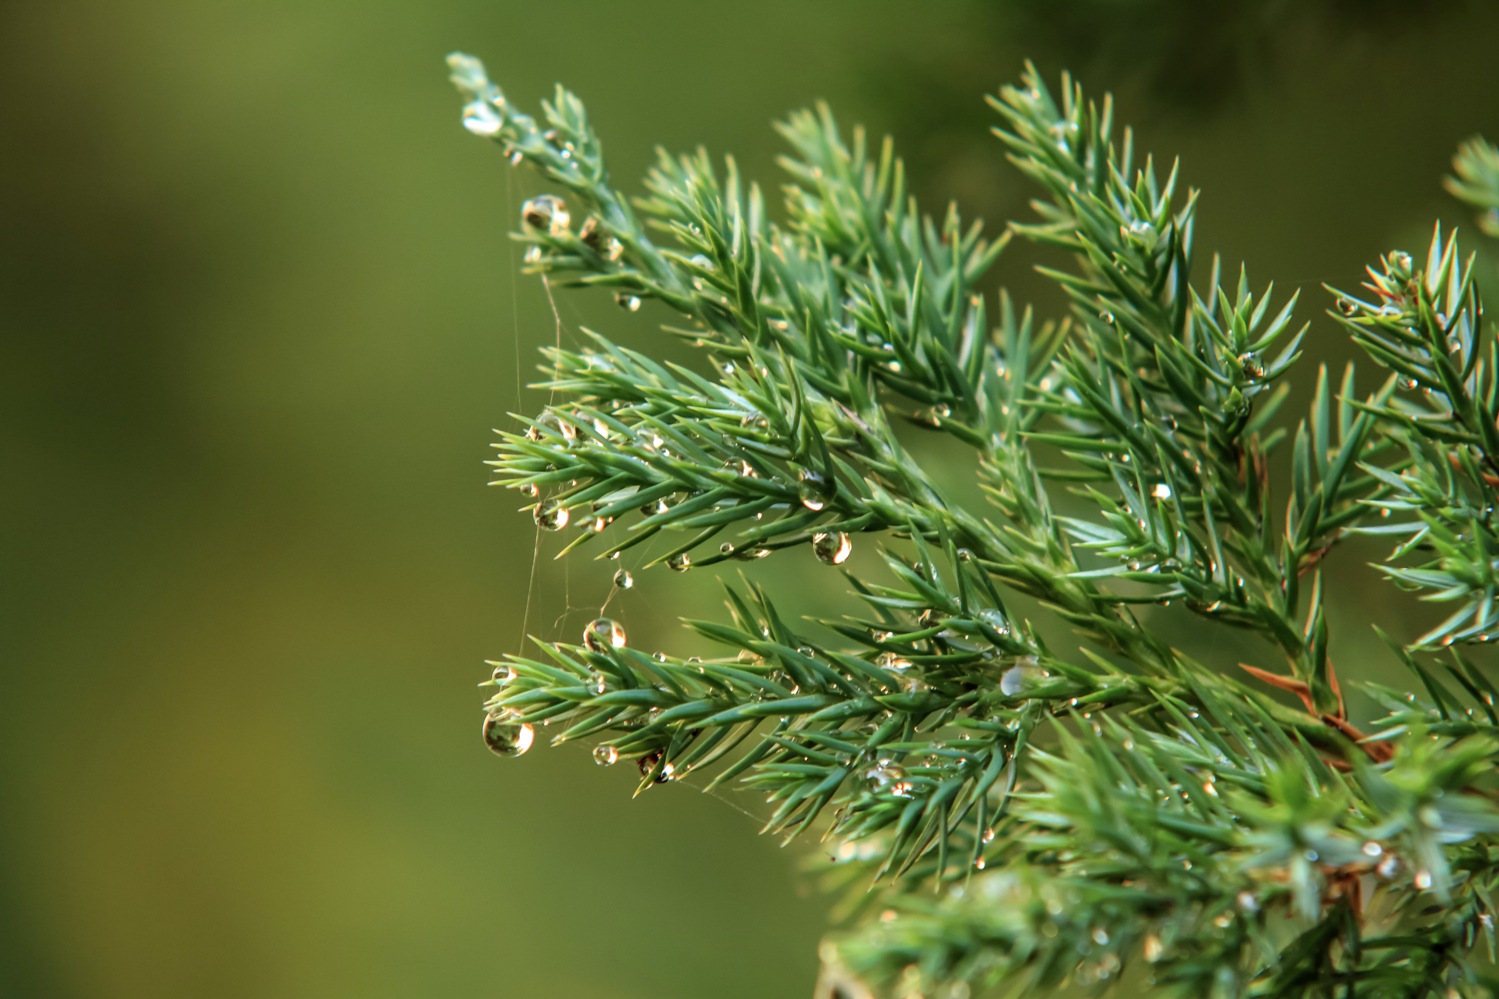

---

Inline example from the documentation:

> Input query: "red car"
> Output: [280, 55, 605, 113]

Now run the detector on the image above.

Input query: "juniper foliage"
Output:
[450, 52, 1499, 997]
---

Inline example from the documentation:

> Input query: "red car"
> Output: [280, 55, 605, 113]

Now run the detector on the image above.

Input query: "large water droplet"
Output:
[797, 469, 833, 511]
[534, 500, 569, 531]
[667, 552, 691, 572]
[482, 713, 535, 756]
[615, 292, 641, 312]
[1151, 482, 1172, 500]
[1237, 351, 1265, 381]
[521, 194, 570, 236]
[593, 745, 619, 766]
[490, 663, 515, 684]
[812, 531, 852, 565]
[583, 617, 627, 651]
[462, 101, 503, 137]
[613, 569, 634, 589]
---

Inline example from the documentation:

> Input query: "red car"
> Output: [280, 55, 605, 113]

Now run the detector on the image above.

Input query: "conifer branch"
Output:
[449, 52, 1499, 997]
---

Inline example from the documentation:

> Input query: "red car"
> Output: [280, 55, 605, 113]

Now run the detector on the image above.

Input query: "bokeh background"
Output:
[7, 3, 1499, 996]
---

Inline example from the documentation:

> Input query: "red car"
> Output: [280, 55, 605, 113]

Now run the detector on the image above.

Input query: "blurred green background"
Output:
[6, 3, 1499, 996]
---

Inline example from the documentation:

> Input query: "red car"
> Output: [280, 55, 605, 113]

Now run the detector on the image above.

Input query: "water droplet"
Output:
[482, 713, 535, 756]
[615, 292, 642, 312]
[593, 745, 619, 766]
[1336, 297, 1359, 317]
[523, 245, 542, 264]
[462, 101, 503, 136]
[667, 552, 691, 572]
[1143, 934, 1163, 962]
[613, 569, 634, 589]
[797, 469, 833, 511]
[1415, 869, 1433, 890]
[1098, 309, 1115, 325]
[507, 149, 524, 167]
[956, 548, 974, 562]
[981, 827, 995, 844]
[863, 760, 912, 797]
[583, 617, 627, 651]
[1213, 912, 1233, 928]
[520, 194, 570, 236]
[978, 608, 1010, 637]
[1000, 658, 1047, 696]
[1091, 928, 1110, 946]
[914, 403, 950, 428]
[534, 500, 569, 531]
[490, 663, 515, 684]
[878, 652, 913, 673]
[1151, 482, 1172, 500]
[812, 531, 852, 565]
[973, 857, 986, 870]
[1238, 352, 1265, 380]
[1377, 855, 1399, 879]
[516, 482, 539, 500]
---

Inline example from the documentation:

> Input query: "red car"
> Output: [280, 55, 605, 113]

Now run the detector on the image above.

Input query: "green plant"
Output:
[450, 51, 1499, 997]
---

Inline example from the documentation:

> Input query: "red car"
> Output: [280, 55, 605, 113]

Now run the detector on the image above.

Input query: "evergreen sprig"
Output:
[450, 52, 1499, 997]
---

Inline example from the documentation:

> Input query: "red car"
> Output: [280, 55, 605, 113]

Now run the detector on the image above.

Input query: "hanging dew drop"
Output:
[797, 469, 833, 511]
[534, 500, 569, 531]
[461, 101, 503, 136]
[667, 552, 691, 572]
[507, 149, 523, 167]
[482, 713, 535, 757]
[1000, 657, 1047, 696]
[613, 569, 634, 589]
[864, 760, 911, 796]
[593, 745, 619, 766]
[615, 292, 641, 312]
[1151, 482, 1172, 500]
[490, 663, 515, 684]
[520, 194, 570, 236]
[517, 482, 539, 499]
[583, 617, 627, 651]
[978, 608, 1010, 637]
[812, 531, 852, 565]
